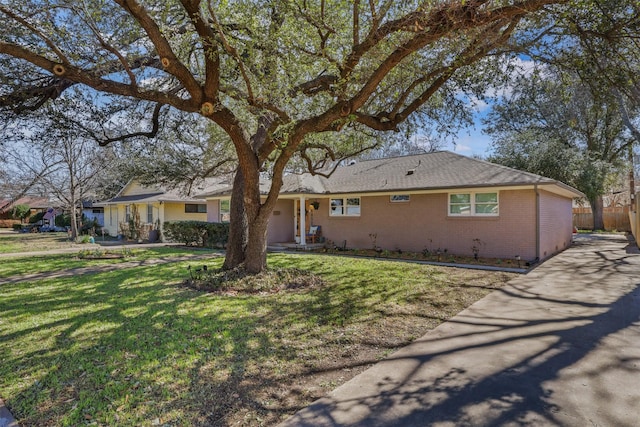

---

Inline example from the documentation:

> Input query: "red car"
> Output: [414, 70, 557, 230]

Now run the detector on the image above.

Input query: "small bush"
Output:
[163, 221, 229, 247]
[12, 223, 23, 231]
[78, 235, 92, 244]
[55, 214, 71, 227]
[11, 204, 30, 220]
[29, 211, 45, 224]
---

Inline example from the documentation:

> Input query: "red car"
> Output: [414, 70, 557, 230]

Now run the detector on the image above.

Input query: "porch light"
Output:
[311, 201, 320, 210]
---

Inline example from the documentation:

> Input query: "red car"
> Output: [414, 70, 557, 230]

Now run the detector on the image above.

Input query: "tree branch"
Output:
[0, 6, 69, 63]
[96, 103, 164, 146]
[181, 0, 220, 99]
[207, 2, 255, 104]
[114, 0, 203, 103]
[0, 41, 196, 112]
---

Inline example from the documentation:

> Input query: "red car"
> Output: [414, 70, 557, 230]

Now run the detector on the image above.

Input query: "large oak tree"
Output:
[2, 0, 624, 272]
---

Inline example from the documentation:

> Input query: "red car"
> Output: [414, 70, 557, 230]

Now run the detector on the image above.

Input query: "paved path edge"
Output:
[0, 399, 18, 427]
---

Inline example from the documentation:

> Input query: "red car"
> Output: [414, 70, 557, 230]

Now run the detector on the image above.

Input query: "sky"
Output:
[441, 56, 538, 158]
[447, 123, 494, 158]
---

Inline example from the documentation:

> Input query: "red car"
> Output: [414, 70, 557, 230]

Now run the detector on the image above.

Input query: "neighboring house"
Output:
[199, 151, 584, 263]
[0, 196, 51, 228]
[82, 201, 104, 226]
[98, 180, 219, 239]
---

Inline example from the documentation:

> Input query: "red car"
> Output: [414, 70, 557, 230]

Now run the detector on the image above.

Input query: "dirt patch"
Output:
[184, 266, 326, 294]
[181, 268, 515, 426]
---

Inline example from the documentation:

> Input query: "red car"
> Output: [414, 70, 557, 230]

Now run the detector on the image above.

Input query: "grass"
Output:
[0, 247, 217, 278]
[0, 232, 73, 253]
[0, 251, 516, 426]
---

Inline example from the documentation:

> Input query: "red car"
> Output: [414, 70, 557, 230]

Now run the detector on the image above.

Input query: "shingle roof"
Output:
[281, 151, 582, 196]
[197, 151, 584, 198]
[100, 178, 231, 205]
[0, 196, 51, 213]
[103, 192, 167, 204]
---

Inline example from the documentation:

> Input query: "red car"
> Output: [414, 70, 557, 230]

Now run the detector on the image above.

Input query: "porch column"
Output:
[299, 196, 306, 246]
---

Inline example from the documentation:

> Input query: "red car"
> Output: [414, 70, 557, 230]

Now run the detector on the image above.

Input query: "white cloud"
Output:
[452, 143, 472, 152]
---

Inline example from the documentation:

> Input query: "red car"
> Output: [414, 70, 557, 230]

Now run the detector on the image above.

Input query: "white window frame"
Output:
[147, 203, 153, 224]
[219, 199, 230, 223]
[125, 205, 131, 222]
[330, 197, 361, 217]
[448, 191, 499, 216]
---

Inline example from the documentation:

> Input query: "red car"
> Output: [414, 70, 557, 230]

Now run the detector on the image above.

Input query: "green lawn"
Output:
[0, 247, 217, 278]
[0, 251, 515, 426]
[0, 232, 73, 253]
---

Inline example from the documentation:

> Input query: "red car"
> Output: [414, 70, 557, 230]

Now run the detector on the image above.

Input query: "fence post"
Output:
[632, 192, 640, 247]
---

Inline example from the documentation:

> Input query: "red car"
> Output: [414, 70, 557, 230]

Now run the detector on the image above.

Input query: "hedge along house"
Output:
[98, 180, 217, 241]
[199, 151, 584, 263]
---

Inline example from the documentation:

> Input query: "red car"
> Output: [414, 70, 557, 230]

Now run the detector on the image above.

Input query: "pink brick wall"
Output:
[306, 190, 540, 261]
[211, 188, 574, 262]
[267, 199, 295, 244]
[538, 189, 573, 260]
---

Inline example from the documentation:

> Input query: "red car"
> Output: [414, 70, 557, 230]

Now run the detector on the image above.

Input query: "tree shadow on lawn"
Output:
[0, 265, 255, 425]
[0, 256, 512, 426]
[281, 272, 640, 426]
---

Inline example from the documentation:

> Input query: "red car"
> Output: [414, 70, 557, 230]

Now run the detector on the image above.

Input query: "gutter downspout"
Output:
[535, 184, 540, 263]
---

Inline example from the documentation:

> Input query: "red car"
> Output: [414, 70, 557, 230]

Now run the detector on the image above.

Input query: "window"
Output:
[125, 205, 131, 222]
[474, 192, 499, 214]
[449, 192, 498, 216]
[219, 200, 230, 222]
[147, 204, 153, 224]
[330, 197, 360, 216]
[390, 195, 410, 203]
[185, 203, 207, 213]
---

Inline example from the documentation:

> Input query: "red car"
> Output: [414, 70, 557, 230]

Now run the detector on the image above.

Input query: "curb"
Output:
[0, 399, 18, 427]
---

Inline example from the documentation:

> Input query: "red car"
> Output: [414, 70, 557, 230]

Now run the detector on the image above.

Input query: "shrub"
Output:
[11, 204, 30, 220]
[163, 221, 229, 248]
[29, 211, 45, 224]
[55, 214, 71, 227]
[78, 235, 92, 244]
[12, 223, 23, 231]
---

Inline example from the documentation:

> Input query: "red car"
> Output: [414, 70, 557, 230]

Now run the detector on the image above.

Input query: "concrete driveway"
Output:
[280, 233, 640, 426]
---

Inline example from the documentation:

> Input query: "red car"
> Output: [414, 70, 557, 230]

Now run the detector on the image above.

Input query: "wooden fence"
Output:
[572, 206, 631, 232]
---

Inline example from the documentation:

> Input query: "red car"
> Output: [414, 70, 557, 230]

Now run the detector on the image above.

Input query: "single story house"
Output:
[0, 196, 51, 228]
[98, 180, 221, 240]
[82, 200, 104, 226]
[198, 151, 584, 263]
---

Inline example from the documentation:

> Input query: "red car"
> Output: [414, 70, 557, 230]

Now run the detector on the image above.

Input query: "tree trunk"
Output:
[70, 201, 79, 240]
[591, 195, 605, 231]
[223, 169, 248, 270]
[221, 160, 276, 273]
[244, 216, 269, 273]
[220, 115, 286, 274]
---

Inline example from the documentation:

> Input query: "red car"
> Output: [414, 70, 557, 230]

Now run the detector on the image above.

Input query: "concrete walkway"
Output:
[280, 234, 640, 427]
